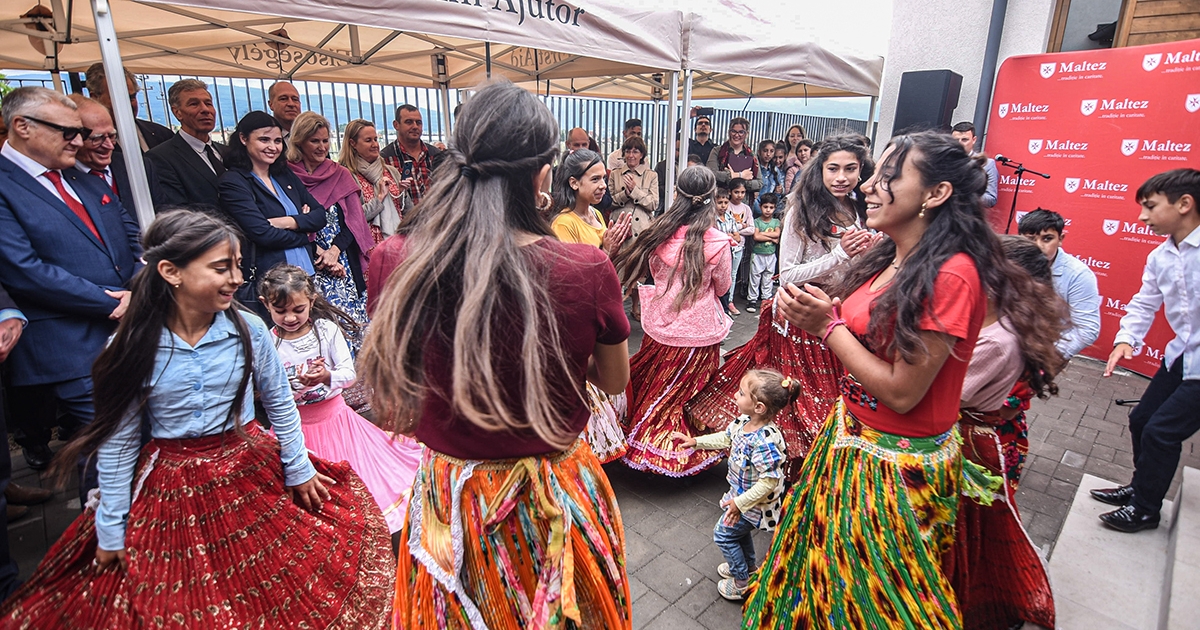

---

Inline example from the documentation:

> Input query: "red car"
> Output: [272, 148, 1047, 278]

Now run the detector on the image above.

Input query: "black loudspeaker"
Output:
[893, 70, 963, 133]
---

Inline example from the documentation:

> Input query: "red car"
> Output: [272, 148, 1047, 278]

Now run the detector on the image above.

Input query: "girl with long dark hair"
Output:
[743, 131, 1008, 627]
[0, 210, 393, 627]
[947, 235, 1065, 630]
[551, 149, 633, 463]
[613, 166, 732, 476]
[686, 136, 878, 477]
[358, 80, 632, 628]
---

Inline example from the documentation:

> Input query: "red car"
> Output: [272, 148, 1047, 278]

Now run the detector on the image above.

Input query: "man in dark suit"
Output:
[148, 79, 224, 209]
[0, 87, 142, 505]
[69, 95, 163, 208]
[84, 62, 173, 152]
[0, 282, 26, 598]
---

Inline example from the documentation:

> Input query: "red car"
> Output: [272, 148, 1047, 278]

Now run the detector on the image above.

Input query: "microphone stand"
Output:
[997, 158, 1051, 234]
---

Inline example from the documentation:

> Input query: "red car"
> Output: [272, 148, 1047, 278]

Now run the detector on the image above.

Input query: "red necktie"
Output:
[89, 168, 119, 198]
[44, 170, 104, 244]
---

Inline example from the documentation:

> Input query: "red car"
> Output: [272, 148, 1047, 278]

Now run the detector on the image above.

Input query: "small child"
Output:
[259, 264, 421, 536]
[747, 193, 782, 311]
[1095, 168, 1200, 534]
[728, 178, 756, 302]
[687, 153, 703, 168]
[671, 369, 798, 601]
[714, 188, 743, 316]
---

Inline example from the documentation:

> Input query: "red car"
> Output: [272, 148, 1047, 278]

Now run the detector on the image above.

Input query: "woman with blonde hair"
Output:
[288, 111, 374, 324]
[360, 80, 633, 629]
[338, 119, 404, 243]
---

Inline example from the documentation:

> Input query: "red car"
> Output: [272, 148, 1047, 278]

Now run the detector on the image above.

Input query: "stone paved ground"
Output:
[6, 295, 1199, 629]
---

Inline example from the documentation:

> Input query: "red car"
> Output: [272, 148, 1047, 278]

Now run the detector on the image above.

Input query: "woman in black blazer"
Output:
[218, 111, 326, 319]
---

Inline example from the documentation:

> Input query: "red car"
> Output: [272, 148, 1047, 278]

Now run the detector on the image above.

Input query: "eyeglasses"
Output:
[86, 132, 120, 145]
[729, 129, 746, 136]
[20, 116, 92, 142]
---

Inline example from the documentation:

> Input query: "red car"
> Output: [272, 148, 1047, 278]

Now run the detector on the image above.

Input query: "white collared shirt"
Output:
[1, 141, 82, 204]
[179, 130, 218, 174]
[1115, 224, 1200, 380]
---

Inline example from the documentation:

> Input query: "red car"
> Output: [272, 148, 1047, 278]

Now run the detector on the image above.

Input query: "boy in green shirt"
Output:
[746, 193, 782, 312]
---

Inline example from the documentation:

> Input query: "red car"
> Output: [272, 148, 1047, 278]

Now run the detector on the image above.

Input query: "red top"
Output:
[400, 237, 630, 459]
[839, 253, 985, 437]
[366, 233, 407, 317]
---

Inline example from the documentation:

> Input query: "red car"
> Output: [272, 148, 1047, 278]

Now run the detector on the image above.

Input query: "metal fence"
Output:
[6, 74, 866, 163]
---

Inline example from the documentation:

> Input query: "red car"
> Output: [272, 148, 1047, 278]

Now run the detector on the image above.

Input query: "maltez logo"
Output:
[1141, 139, 1193, 153]
[1040, 63, 1056, 78]
[1084, 179, 1129, 192]
[1101, 98, 1150, 111]
[1044, 140, 1088, 151]
[1059, 61, 1106, 72]
[1081, 99, 1098, 116]
[1187, 94, 1200, 113]
[1065, 178, 1081, 193]
[1164, 50, 1200, 65]
[999, 103, 1009, 118]
[1122, 139, 1139, 156]
[1029, 139, 1043, 154]
[1079, 255, 1111, 270]
[1143, 53, 1162, 71]
[1103, 219, 1119, 236]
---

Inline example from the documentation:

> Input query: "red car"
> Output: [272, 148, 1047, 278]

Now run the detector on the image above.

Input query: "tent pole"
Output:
[91, 0, 155, 229]
[665, 70, 679, 207]
[676, 69, 693, 181]
[866, 96, 878, 146]
[439, 84, 452, 141]
[485, 42, 492, 78]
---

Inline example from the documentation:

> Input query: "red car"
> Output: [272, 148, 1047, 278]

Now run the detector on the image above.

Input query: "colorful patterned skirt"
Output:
[394, 440, 630, 630]
[583, 383, 628, 464]
[684, 298, 843, 478]
[0, 424, 394, 629]
[945, 413, 1055, 630]
[622, 336, 723, 476]
[742, 400, 993, 629]
[998, 381, 1034, 491]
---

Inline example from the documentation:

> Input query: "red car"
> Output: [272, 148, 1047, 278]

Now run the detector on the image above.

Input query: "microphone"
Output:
[995, 154, 1012, 164]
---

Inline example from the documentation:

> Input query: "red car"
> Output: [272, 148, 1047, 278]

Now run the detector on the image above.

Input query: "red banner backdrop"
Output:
[986, 39, 1200, 377]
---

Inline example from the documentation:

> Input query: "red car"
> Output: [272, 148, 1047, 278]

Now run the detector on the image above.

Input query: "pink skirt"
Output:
[298, 395, 422, 533]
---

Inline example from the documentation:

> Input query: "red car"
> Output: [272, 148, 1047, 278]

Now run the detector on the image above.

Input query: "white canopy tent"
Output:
[0, 0, 887, 223]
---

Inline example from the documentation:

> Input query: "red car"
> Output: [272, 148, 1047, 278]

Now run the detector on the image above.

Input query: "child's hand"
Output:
[669, 431, 696, 449]
[297, 358, 331, 387]
[719, 498, 741, 526]
[287, 472, 335, 512]
[1105, 343, 1134, 377]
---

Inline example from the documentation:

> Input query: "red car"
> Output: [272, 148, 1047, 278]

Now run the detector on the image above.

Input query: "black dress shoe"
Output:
[1099, 504, 1160, 533]
[22, 445, 54, 472]
[1090, 484, 1134, 506]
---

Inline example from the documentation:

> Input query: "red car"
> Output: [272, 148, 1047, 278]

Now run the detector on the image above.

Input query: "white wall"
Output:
[875, 0, 1056, 153]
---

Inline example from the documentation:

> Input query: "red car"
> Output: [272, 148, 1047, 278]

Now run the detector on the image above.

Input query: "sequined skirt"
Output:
[0, 424, 395, 629]
[684, 298, 843, 476]
[622, 337, 723, 477]
[394, 440, 630, 630]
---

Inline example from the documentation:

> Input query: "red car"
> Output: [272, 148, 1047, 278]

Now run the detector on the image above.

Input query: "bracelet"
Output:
[823, 319, 847, 343]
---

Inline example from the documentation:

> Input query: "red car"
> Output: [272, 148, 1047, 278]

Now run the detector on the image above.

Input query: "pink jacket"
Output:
[784, 155, 804, 193]
[639, 226, 733, 347]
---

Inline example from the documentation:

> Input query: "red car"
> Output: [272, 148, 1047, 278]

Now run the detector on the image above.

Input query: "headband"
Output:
[676, 183, 717, 206]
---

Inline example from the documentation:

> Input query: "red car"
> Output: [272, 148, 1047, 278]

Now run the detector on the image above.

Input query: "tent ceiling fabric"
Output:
[0, 0, 886, 98]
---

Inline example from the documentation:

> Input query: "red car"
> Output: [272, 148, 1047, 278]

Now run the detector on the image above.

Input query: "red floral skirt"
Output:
[0, 424, 395, 629]
[684, 299, 843, 478]
[945, 416, 1055, 630]
[622, 336, 723, 476]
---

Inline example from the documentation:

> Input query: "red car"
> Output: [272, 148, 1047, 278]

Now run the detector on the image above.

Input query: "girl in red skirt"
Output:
[686, 136, 879, 473]
[0, 210, 394, 629]
[614, 166, 732, 476]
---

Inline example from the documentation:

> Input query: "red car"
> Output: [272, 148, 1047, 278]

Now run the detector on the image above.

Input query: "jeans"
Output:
[713, 515, 756, 581]
[9, 376, 98, 506]
[730, 248, 744, 299]
[1129, 357, 1200, 515]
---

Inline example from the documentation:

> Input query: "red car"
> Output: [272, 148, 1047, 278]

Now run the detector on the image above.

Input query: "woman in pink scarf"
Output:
[287, 112, 375, 325]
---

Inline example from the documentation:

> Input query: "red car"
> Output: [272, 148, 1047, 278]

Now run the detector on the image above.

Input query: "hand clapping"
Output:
[777, 283, 839, 337]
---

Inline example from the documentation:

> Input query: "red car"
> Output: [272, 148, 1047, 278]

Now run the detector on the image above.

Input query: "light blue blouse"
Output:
[94, 309, 317, 551]
[254, 173, 315, 275]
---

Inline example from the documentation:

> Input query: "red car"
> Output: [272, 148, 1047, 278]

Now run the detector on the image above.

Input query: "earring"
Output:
[918, 201, 927, 219]
[173, 283, 181, 289]
[537, 191, 554, 212]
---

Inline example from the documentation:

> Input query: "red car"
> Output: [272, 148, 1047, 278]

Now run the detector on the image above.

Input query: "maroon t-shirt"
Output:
[414, 237, 630, 459]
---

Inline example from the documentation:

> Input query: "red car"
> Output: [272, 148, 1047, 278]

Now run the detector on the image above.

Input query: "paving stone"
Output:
[1088, 444, 1116, 463]
[1045, 430, 1095, 455]
[674, 578, 720, 619]
[1052, 463, 1085, 485]
[697, 598, 746, 630]
[1072, 426, 1099, 443]
[625, 529, 663, 574]
[644, 605, 701, 630]
[1060, 449, 1087, 468]
[1094, 430, 1131, 452]
[1020, 470, 1052, 494]
[636, 543, 706, 603]
[632, 589, 669, 630]
[1046, 478, 1078, 501]
[617, 492, 658, 530]
[629, 574, 650, 602]
[656, 520, 714, 564]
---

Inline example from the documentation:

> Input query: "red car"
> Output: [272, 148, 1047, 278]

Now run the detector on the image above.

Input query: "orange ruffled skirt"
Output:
[394, 440, 630, 630]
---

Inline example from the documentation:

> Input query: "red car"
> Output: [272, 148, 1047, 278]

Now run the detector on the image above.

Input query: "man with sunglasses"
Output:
[0, 87, 142, 507]
[69, 95, 163, 207]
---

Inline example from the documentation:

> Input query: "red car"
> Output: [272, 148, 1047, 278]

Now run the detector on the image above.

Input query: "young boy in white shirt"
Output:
[1093, 169, 1200, 533]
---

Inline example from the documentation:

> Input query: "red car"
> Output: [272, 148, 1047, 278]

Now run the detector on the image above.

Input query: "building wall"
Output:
[875, 0, 1057, 153]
